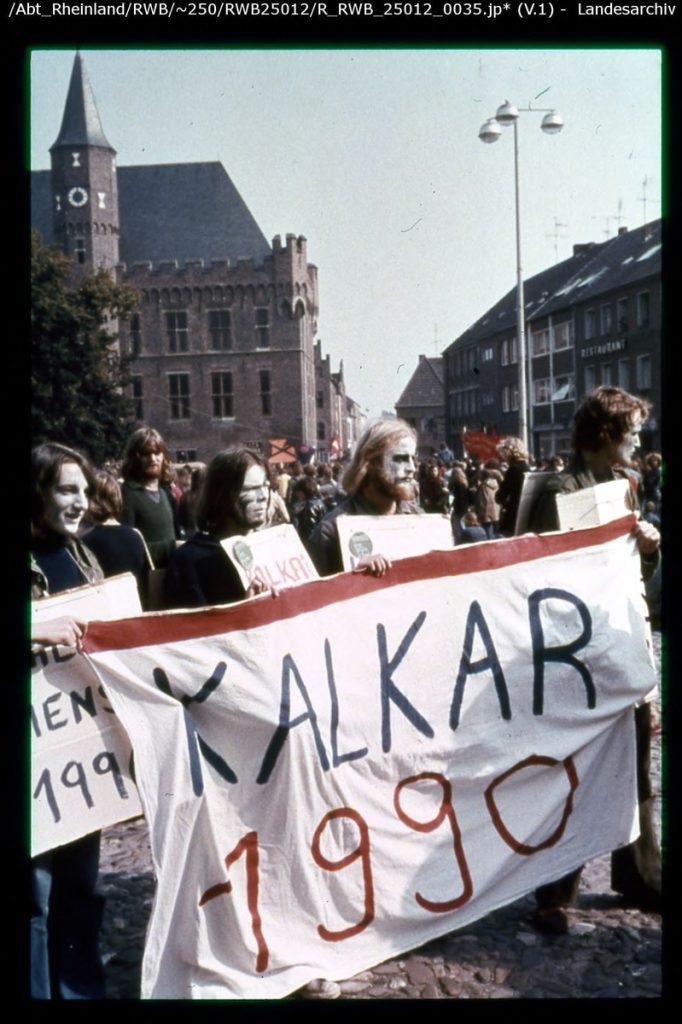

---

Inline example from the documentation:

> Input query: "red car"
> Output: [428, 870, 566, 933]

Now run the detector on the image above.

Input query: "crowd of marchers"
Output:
[30, 385, 662, 1000]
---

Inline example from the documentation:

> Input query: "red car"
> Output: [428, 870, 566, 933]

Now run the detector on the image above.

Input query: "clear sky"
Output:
[30, 47, 662, 421]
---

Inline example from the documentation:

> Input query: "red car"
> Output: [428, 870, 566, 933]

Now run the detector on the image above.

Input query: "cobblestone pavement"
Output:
[97, 633, 664, 1000]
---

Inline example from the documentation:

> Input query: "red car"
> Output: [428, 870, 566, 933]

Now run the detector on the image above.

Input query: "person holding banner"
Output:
[163, 447, 273, 609]
[527, 386, 662, 933]
[307, 418, 421, 577]
[30, 443, 107, 999]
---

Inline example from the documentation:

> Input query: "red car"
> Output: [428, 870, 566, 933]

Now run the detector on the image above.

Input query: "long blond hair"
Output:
[342, 419, 417, 496]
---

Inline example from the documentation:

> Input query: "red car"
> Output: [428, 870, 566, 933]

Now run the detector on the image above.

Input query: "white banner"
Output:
[336, 513, 453, 570]
[82, 517, 655, 999]
[31, 575, 143, 855]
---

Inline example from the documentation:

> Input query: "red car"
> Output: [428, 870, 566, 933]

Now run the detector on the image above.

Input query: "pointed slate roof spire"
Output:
[50, 52, 114, 152]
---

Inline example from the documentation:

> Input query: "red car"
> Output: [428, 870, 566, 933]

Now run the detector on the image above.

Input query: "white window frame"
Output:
[636, 354, 652, 389]
[584, 308, 597, 341]
[553, 321, 573, 351]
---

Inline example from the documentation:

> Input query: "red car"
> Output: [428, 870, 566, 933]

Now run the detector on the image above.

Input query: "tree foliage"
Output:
[31, 231, 140, 465]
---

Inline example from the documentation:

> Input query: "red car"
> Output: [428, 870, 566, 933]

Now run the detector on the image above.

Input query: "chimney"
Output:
[618, 226, 628, 236]
[573, 242, 596, 257]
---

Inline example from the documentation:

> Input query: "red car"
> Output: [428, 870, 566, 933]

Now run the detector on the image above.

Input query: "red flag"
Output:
[463, 431, 503, 462]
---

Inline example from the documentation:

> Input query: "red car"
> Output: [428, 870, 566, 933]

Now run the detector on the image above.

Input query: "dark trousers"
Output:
[31, 831, 106, 999]
[536, 703, 660, 909]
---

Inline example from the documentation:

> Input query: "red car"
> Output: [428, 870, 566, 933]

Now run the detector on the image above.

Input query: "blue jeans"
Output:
[31, 831, 106, 999]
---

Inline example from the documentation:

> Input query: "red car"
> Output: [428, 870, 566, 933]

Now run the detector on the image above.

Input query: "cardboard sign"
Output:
[82, 518, 654, 999]
[557, 479, 631, 530]
[31, 574, 143, 855]
[335, 513, 453, 571]
[514, 471, 554, 535]
[221, 524, 319, 591]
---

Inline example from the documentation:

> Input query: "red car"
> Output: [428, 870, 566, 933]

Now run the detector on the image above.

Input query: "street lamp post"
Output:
[479, 102, 564, 456]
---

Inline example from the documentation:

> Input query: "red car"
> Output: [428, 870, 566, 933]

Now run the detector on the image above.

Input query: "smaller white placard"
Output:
[336, 513, 453, 571]
[557, 479, 631, 531]
[221, 524, 319, 591]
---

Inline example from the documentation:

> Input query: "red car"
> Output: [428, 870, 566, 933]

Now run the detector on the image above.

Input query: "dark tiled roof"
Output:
[50, 52, 113, 151]
[396, 357, 444, 408]
[446, 220, 661, 351]
[31, 162, 272, 268]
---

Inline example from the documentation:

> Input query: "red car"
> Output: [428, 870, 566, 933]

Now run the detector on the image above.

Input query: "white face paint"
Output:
[236, 464, 270, 528]
[616, 415, 643, 465]
[383, 436, 417, 488]
[44, 462, 90, 537]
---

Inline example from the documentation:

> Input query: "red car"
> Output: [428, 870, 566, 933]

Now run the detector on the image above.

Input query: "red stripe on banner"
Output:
[82, 515, 636, 654]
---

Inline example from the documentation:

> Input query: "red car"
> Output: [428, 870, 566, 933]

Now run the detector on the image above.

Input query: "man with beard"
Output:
[527, 386, 662, 932]
[120, 427, 181, 568]
[307, 419, 421, 577]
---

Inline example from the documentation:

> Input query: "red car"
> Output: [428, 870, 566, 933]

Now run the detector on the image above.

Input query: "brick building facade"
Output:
[32, 52, 358, 463]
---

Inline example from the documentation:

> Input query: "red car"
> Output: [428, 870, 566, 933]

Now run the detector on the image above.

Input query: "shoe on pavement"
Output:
[298, 978, 342, 999]
[531, 907, 569, 935]
[618, 887, 662, 913]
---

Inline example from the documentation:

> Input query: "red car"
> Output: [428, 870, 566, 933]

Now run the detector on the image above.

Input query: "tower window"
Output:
[74, 238, 86, 265]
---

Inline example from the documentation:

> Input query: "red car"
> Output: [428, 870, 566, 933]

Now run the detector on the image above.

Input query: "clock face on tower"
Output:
[67, 186, 89, 208]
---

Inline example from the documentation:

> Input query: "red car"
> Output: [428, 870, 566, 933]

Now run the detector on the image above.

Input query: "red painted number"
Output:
[199, 830, 269, 973]
[394, 772, 473, 912]
[311, 807, 375, 941]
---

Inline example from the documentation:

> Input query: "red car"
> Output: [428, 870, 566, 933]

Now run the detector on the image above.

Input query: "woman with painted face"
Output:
[30, 443, 107, 999]
[163, 448, 272, 610]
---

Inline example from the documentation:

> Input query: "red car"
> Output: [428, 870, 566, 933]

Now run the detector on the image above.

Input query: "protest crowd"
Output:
[30, 385, 663, 1000]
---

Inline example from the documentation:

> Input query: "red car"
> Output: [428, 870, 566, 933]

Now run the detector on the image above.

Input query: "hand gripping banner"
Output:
[82, 516, 656, 999]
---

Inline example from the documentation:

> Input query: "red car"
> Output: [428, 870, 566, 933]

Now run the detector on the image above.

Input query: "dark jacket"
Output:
[306, 493, 422, 577]
[496, 459, 529, 536]
[31, 535, 103, 599]
[163, 531, 245, 610]
[82, 523, 151, 609]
